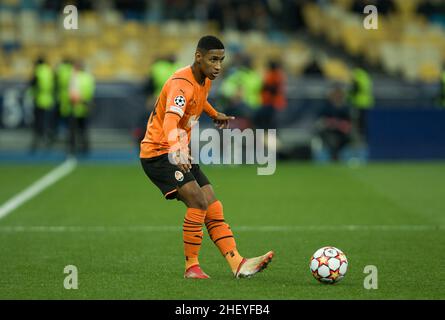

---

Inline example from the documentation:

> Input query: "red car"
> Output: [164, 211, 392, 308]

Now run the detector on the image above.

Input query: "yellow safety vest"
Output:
[34, 64, 54, 110]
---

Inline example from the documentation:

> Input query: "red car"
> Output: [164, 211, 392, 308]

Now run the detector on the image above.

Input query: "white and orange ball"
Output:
[310, 246, 348, 284]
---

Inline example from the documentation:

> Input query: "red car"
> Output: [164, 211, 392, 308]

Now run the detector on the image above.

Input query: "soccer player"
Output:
[140, 35, 274, 279]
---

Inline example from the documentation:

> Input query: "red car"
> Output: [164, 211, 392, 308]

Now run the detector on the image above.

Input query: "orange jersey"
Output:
[140, 66, 217, 158]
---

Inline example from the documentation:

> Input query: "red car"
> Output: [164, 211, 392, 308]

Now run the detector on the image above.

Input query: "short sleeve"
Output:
[166, 79, 194, 118]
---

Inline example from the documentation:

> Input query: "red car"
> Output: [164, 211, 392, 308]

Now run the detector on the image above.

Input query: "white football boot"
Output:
[234, 251, 274, 278]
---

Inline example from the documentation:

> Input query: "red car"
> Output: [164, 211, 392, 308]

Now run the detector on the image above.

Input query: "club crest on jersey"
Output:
[175, 170, 184, 182]
[174, 95, 186, 108]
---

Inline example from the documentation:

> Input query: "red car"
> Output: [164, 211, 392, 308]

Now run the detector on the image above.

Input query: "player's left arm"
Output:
[204, 101, 235, 129]
[204, 81, 234, 129]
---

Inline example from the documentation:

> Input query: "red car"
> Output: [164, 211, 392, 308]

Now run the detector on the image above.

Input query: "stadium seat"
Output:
[418, 61, 441, 83]
[342, 22, 364, 56]
[322, 58, 351, 83]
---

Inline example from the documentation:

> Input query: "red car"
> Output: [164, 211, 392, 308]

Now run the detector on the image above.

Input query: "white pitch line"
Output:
[0, 225, 442, 233]
[0, 158, 77, 220]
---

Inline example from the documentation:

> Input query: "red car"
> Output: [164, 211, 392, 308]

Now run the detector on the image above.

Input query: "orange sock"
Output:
[183, 208, 206, 270]
[205, 200, 243, 273]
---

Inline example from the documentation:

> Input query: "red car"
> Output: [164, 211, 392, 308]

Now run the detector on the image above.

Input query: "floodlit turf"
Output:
[0, 161, 444, 299]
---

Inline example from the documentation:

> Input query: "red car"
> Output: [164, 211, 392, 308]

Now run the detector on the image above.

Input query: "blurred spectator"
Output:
[348, 68, 374, 144]
[316, 84, 352, 161]
[68, 61, 95, 155]
[220, 54, 262, 128]
[144, 55, 179, 99]
[303, 55, 323, 76]
[29, 57, 55, 153]
[55, 59, 73, 137]
[255, 59, 287, 129]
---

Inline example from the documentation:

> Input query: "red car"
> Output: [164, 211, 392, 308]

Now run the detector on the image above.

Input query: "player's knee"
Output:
[190, 190, 208, 210]
[194, 196, 208, 211]
[179, 182, 209, 210]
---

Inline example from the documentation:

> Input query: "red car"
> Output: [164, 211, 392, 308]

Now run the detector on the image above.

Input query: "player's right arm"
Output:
[163, 112, 191, 172]
[163, 80, 194, 172]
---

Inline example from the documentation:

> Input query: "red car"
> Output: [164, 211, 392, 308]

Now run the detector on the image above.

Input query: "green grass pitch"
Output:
[0, 162, 444, 299]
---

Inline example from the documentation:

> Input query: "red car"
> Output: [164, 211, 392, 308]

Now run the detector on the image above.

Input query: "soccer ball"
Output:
[309, 246, 348, 284]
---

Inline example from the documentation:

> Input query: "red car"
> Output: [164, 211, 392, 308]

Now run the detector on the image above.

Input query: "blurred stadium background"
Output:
[1, 0, 445, 300]
[0, 0, 444, 161]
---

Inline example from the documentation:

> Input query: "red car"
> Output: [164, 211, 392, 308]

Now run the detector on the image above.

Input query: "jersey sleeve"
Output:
[163, 111, 181, 150]
[166, 79, 194, 118]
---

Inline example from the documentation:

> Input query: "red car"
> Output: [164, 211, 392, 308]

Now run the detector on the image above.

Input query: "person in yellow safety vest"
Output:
[68, 61, 95, 155]
[144, 54, 179, 104]
[348, 67, 374, 143]
[29, 57, 55, 153]
[149, 55, 180, 97]
[220, 55, 262, 125]
[56, 59, 73, 119]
